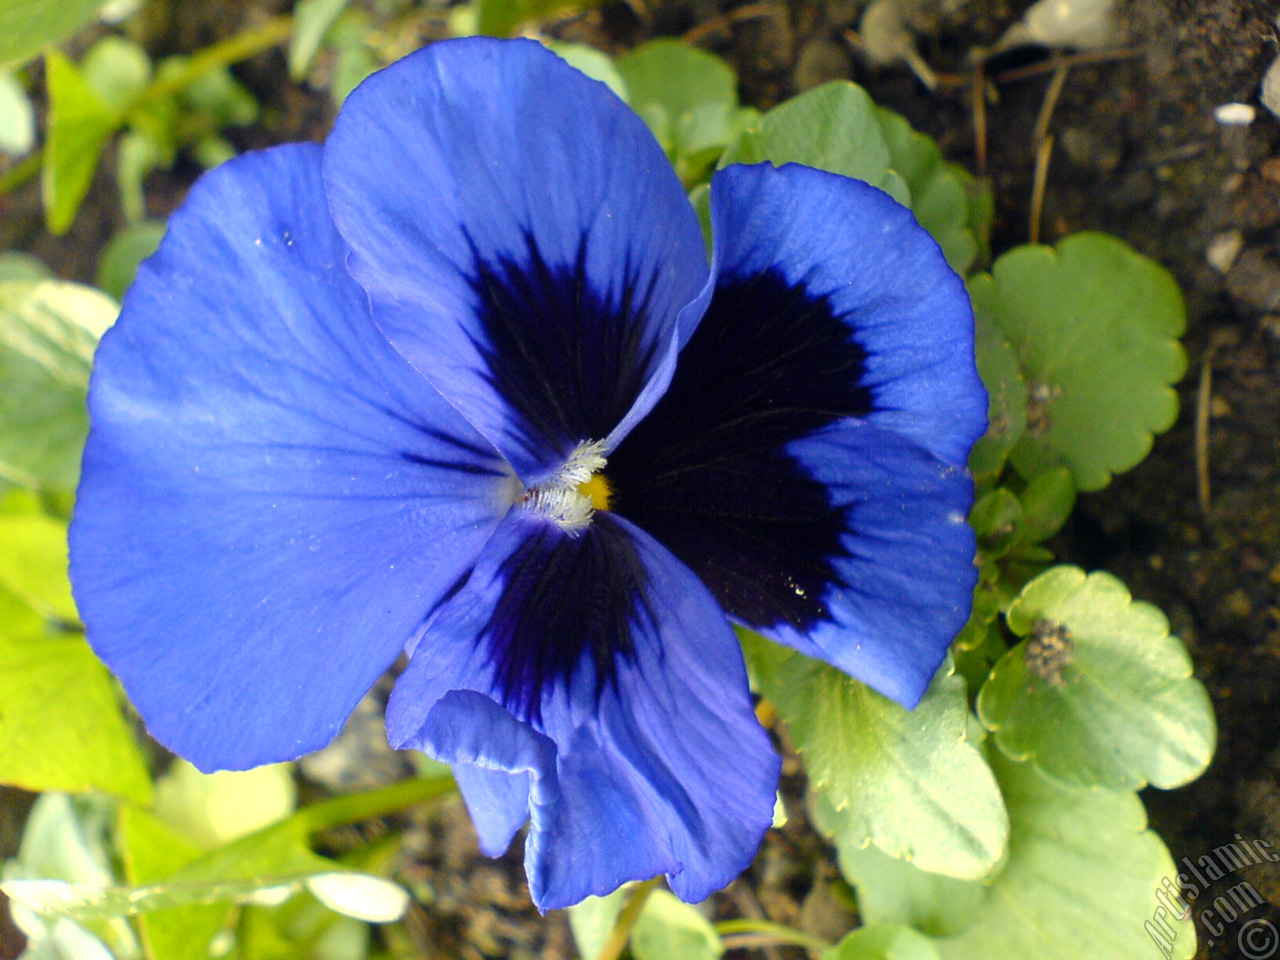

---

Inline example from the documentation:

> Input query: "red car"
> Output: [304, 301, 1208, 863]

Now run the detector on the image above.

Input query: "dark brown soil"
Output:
[3, 1, 1280, 958]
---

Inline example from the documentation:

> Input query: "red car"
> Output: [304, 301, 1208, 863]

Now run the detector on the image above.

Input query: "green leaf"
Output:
[81, 36, 150, 113]
[289, 0, 353, 81]
[154, 759, 297, 849]
[191, 134, 236, 169]
[42, 50, 123, 234]
[721, 82, 904, 201]
[4, 793, 136, 958]
[6, 822, 406, 925]
[875, 107, 980, 273]
[305, 873, 409, 923]
[0, 277, 117, 491]
[0, 512, 77, 622]
[760, 642, 1007, 880]
[0, 511, 150, 802]
[0, 253, 51, 282]
[326, 10, 377, 108]
[477, 0, 601, 37]
[631, 890, 723, 960]
[969, 488, 1022, 559]
[950, 585, 1005, 695]
[616, 40, 744, 184]
[95, 220, 166, 300]
[825, 924, 941, 960]
[0, 0, 103, 70]
[834, 845, 982, 938]
[972, 234, 1186, 490]
[1015, 467, 1074, 544]
[170, 60, 258, 127]
[114, 127, 159, 222]
[117, 807, 229, 960]
[968, 299, 1027, 479]
[0, 628, 152, 802]
[718, 81, 986, 269]
[549, 42, 628, 101]
[978, 566, 1215, 790]
[932, 753, 1196, 960]
[0, 71, 35, 155]
[238, 894, 370, 960]
[567, 888, 626, 960]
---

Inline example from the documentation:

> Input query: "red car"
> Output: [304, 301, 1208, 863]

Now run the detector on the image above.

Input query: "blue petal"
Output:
[608, 161, 982, 707]
[707, 162, 986, 467]
[70, 144, 512, 772]
[387, 511, 779, 910]
[781, 421, 977, 706]
[452, 763, 533, 857]
[322, 38, 711, 485]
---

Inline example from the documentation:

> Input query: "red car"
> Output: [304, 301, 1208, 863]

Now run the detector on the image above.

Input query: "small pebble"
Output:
[1262, 56, 1280, 120]
[1259, 157, 1280, 184]
[1215, 102, 1257, 126]
[1206, 230, 1245, 274]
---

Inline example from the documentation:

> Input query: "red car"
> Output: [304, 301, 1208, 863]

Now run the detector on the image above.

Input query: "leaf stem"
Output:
[594, 877, 661, 960]
[0, 149, 41, 195]
[0, 14, 294, 199]
[135, 14, 294, 109]
[714, 918, 833, 953]
[298, 772, 458, 833]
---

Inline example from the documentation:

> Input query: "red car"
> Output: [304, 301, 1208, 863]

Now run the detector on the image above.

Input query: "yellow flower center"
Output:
[576, 473, 612, 512]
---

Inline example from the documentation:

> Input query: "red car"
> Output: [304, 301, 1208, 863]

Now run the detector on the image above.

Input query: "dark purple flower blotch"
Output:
[70, 38, 986, 910]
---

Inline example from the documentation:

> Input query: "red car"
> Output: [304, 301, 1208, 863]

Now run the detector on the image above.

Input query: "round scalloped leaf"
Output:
[973, 233, 1185, 490]
[829, 843, 983, 939]
[967, 289, 1027, 479]
[826, 924, 941, 960]
[934, 753, 1196, 960]
[758, 643, 1007, 880]
[977, 566, 1215, 790]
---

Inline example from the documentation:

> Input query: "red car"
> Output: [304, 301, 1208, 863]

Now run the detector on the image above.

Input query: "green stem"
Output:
[714, 918, 833, 954]
[299, 772, 458, 833]
[135, 14, 293, 109]
[595, 877, 661, 960]
[0, 14, 294, 199]
[0, 149, 41, 195]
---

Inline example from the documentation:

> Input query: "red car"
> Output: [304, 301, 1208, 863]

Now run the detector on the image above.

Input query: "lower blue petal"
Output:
[70, 144, 511, 772]
[387, 511, 779, 910]
[452, 762, 533, 857]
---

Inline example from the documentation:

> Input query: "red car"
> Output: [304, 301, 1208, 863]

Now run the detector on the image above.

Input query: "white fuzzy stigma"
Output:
[519, 440, 608, 536]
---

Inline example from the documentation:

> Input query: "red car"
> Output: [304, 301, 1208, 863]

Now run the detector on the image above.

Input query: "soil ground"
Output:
[3, 1, 1280, 958]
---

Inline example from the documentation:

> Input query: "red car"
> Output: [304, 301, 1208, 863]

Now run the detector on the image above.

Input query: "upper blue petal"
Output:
[322, 38, 712, 485]
[70, 144, 512, 772]
[707, 162, 986, 467]
[386, 510, 779, 910]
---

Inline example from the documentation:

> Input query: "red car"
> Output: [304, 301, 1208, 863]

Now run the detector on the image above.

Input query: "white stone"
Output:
[1206, 231, 1244, 275]
[1214, 102, 1257, 126]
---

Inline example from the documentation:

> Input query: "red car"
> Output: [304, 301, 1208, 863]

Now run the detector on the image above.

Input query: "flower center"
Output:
[519, 440, 609, 535]
[576, 473, 612, 512]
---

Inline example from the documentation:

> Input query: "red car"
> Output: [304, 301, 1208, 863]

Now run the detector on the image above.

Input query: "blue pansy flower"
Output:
[70, 38, 986, 909]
